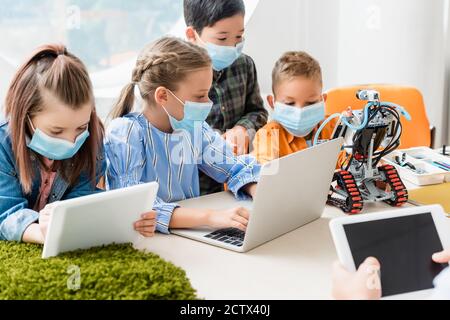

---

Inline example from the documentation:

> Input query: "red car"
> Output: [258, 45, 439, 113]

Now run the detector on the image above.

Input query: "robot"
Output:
[315, 89, 412, 214]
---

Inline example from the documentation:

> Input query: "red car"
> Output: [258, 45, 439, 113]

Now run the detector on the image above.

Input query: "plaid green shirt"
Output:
[200, 54, 267, 196]
[207, 53, 268, 134]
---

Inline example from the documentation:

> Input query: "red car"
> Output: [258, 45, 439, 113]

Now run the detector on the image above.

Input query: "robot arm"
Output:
[327, 89, 409, 168]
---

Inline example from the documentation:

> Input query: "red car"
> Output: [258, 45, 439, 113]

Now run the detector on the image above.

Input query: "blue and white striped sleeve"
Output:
[104, 117, 146, 189]
[104, 117, 177, 234]
[198, 123, 261, 201]
[151, 197, 178, 234]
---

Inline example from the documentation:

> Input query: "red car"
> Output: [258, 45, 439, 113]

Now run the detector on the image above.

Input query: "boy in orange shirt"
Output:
[253, 51, 340, 164]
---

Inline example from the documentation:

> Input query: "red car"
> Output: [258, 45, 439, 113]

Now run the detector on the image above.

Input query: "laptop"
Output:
[172, 138, 344, 252]
[42, 182, 159, 259]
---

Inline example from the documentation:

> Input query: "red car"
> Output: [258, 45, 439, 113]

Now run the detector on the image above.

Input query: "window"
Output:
[0, 0, 260, 119]
[0, 0, 183, 118]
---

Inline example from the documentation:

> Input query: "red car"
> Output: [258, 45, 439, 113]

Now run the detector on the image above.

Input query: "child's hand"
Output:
[207, 207, 250, 232]
[244, 183, 257, 198]
[39, 202, 59, 240]
[432, 249, 450, 264]
[332, 257, 382, 300]
[134, 211, 157, 237]
[223, 126, 249, 156]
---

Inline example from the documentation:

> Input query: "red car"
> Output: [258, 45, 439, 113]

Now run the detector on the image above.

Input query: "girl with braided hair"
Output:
[105, 37, 261, 234]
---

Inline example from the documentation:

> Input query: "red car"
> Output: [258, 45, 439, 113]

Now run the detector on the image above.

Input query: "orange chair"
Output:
[324, 84, 434, 149]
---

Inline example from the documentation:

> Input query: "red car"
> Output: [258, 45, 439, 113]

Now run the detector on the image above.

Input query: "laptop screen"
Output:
[343, 212, 446, 297]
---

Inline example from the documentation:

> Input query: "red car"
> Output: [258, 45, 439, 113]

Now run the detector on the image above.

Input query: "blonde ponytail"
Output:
[109, 82, 136, 120]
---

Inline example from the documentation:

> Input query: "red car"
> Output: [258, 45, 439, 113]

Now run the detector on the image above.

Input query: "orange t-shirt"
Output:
[252, 118, 346, 166]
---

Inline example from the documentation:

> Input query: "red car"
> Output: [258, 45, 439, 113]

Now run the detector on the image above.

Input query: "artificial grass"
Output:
[0, 242, 197, 300]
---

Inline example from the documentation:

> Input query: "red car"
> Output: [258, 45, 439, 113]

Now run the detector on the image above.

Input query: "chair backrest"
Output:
[324, 84, 431, 148]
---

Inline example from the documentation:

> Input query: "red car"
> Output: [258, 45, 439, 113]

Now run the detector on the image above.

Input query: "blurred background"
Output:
[0, 0, 449, 145]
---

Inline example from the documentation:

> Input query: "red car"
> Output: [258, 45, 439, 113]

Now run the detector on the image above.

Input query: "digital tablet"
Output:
[42, 182, 159, 259]
[330, 205, 450, 298]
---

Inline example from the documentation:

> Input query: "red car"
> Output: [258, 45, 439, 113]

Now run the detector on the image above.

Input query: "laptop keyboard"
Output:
[204, 228, 245, 247]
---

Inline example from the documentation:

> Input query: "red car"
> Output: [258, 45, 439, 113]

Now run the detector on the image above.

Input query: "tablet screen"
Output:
[343, 212, 446, 297]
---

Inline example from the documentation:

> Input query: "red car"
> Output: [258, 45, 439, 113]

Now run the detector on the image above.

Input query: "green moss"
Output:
[0, 242, 197, 300]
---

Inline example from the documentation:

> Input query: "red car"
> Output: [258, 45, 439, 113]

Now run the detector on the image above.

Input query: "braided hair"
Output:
[109, 37, 211, 120]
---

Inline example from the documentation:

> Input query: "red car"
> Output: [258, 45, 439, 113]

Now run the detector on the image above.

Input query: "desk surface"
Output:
[135, 200, 413, 300]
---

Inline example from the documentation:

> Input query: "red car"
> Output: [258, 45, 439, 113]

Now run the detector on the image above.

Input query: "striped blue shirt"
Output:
[104, 113, 261, 234]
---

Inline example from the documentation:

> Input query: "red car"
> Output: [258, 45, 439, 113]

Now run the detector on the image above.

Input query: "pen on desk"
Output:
[426, 160, 448, 171]
[435, 161, 450, 170]
[430, 161, 450, 171]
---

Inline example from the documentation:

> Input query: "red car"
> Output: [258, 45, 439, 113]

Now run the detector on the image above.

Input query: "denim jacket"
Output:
[0, 119, 105, 242]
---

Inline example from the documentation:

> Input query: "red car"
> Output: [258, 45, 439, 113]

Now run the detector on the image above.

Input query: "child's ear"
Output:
[322, 93, 328, 103]
[186, 27, 197, 43]
[154, 87, 168, 105]
[267, 95, 275, 109]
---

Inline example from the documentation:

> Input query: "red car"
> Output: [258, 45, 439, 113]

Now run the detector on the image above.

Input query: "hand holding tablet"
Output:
[332, 256, 382, 300]
[330, 205, 450, 299]
[42, 182, 159, 259]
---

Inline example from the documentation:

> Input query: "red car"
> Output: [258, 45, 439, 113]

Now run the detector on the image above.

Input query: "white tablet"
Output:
[42, 182, 159, 259]
[330, 205, 450, 298]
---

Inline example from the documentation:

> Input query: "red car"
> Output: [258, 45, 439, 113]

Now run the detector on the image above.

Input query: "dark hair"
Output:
[184, 0, 245, 34]
[4, 44, 104, 193]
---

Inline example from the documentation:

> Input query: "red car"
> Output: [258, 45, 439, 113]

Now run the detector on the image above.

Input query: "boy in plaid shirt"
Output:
[184, 0, 268, 194]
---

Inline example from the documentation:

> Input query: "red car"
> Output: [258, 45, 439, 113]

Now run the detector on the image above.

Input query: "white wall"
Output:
[245, 0, 341, 93]
[245, 0, 448, 146]
[445, 0, 450, 145]
[337, 0, 446, 145]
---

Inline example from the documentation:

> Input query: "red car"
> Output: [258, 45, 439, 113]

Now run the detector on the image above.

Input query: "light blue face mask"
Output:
[27, 116, 90, 160]
[197, 33, 244, 71]
[162, 91, 213, 132]
[272, 101, 325, 137]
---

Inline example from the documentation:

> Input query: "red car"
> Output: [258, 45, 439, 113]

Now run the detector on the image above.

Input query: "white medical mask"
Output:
[196, 31, 244, 71]
[162, 90, 213, 132]
[26, 116, 89, 160]
[272, 101, 325, 137]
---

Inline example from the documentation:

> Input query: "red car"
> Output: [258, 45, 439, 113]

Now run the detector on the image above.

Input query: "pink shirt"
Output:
[33, 159, 57, 212]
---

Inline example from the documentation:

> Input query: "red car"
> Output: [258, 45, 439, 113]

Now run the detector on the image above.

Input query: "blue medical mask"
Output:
[26, 116, 90, 160]
[197, 33, 244, 71]
[162, 91, 213, 132]
[272, 101, 325, 137]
